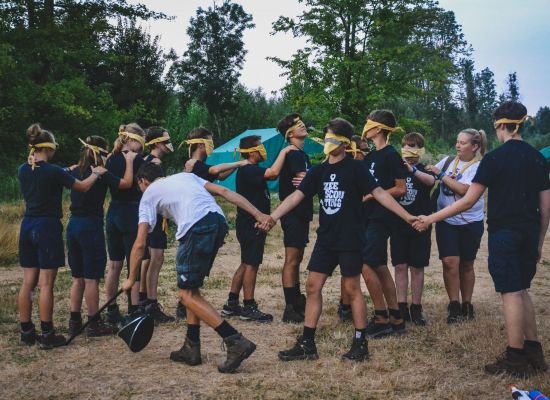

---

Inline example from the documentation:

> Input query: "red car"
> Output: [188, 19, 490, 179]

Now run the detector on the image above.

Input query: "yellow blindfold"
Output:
[146, 136, 174, 152]
[285, 118, 306, 140]
[236, 144, 267, 161]
[28, 142, 58, 170]
[323, 132, 350, 156]
[183, 138, 214, 158]
[494, 115, 528, 134]
[361, 119, 402, 143]
[119, 131, 145, 147]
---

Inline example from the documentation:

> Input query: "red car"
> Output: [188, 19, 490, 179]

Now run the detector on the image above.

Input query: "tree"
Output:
[271, 0, 469, 136]
[474, 67, 497, 133]
[170, 0, 255, 136]
[535, 106, 550, 135]
[503, 72, 520, 102]
[460, 58, 477, 127]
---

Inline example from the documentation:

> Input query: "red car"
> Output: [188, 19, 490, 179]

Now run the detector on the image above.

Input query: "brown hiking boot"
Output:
[170, 337, 202, 366]
[524, 340, 548, 371]
[218, 333, 256, 373]
[86, 318, 115, 337]
[484, 348, 532, 378]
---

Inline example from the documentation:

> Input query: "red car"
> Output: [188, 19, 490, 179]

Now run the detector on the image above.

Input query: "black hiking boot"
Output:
[105, 304, 123, 326]
[86, 318, 115, 337]
[37, 329, 66, 349]
[170, 337, 202, 366]
[239, 301, 273, 323]
[337, 303, 353, 323]
[341, 338, 369, 362]
[144, 302, 175, 325]
[68, 319, 83, 338]
[409, 304, 427, 326]
[221, 299, 242, 317]
[524, 340, 548, 372]
[447, 301, 462, 324]
[278, 336, 319, 361]
[365, 315, 393, 339]
[461, 302, 475, 321]
[398, 303, 411, 322]
[282, 304, 304, 324]
[20, 325, 36, 346]
[218, 333, 256, 373]
[484, 348, 533, 378]
[176, 301, 187, 320]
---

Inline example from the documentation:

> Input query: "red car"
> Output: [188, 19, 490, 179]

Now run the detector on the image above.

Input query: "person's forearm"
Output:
[386, 185, 405, 198]
[439, 175, 469, 196]
[265, 149, 288, 179]
[119, 158, 134, 189]
[72, 173, 99, 192]
[209, 161, 245, 177]
[414, 170, 436, 187]
[271, 191, 304, 221]
[128, 243, 145, 282]
[218, 187, 262, 220]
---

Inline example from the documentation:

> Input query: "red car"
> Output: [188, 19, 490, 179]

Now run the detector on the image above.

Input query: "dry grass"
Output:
[0, 203, 549, 399]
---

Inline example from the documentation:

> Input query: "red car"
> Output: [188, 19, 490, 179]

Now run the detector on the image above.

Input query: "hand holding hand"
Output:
[92, 166, 107, 175]
[255, 213, 276, 232]
[412, 215, 432, 232]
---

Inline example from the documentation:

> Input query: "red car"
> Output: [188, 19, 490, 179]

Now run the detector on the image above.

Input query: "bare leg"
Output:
[140, 258, 149, 294]
[146, 248, 165, 300]
[38, 269, 58, 323]
[410, 267, 425, 305]
[83, 279, 100, 316]
[394, 264, 409, 303]
[521, 290, 538, 341]
[70, 278, 85, 312]
[229, 263, 246, 295]
[376, 265, 399, 310]
[180, 289, 223, 328]
[459, 259, 475, 303]
[282, 247, 304, 288]
[441, 256, 460, 302]
[105, 260, 123, 301]
[362, 264, 387, 312]
[19, 268, 39, 322]
[342, 275, 366, 329]
[502, 291, 526, 348]
[303, 272, 328, 328]
[242, 264, 259, 300]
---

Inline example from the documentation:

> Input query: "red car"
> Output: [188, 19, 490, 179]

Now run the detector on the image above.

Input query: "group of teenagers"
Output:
[16, 100, 549, 377]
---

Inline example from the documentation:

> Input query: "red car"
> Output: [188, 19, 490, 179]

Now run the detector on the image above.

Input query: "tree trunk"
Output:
[27, 0, 36, 28]
[44, 0, 54, 26]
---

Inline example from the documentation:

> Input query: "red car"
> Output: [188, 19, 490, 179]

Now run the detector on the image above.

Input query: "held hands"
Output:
[255, 213, 276, 232]
[412, 215, 432, 232]
[121, 278, 134, 293]
[92, 166, 107, 176]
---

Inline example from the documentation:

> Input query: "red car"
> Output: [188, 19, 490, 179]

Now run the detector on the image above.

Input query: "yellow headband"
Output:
[495, 115, 528, 135]
[362, 119, 402, 143]
[235, 144, 267, 161]
[183, 138, 214, 158]
[27, 142, 58, 170]
[401, 147, 425, 159]
[285, 118, 306, 140]
[78, 138, 108, 166]
[345, 141, 366, 159]
[118, 131, 145, 147]
[323, 132, 350, 156]
[146, 136, 173, 153]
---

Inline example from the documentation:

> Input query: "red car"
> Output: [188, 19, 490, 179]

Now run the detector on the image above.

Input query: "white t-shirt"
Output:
[435, 156, 484, 225]
[138, 173, 224, 240]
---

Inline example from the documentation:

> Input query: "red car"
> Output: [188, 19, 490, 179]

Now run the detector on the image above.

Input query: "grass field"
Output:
[0, 200, 548, 399]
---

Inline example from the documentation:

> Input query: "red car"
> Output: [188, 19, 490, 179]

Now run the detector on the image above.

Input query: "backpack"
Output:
[430, 156, 454, 212]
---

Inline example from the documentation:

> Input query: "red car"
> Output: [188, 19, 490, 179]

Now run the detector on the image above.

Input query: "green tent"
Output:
[206, 128, 323, 192]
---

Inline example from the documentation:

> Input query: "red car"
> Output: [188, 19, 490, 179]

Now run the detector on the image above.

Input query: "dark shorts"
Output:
[436, 220, 484, 261]
[106, 202, 139, 264]
[390, 228, 432, 268]
[362, 220, 391, 267]
[307, 241, 363, 277]
[19, 216, 65, 269]
[142, 216, 168, 261]
[281, 213, 310, 249]
[176, 212, 228, 289]
[66, 216, 107, 280]
[236, 219, 266, 266]
[488, 228, 539, 293]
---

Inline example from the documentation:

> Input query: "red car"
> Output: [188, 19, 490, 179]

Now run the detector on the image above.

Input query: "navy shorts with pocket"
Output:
[176, 212, 228, 289]
[281, 213, 310, 249]
[308, 240, 363, 277]
[106, 202, 139, 264]
[435, 220, 484, 261]
[19, 216, 65, 269]
[236, 219, 266, 266]
[66, 216, 107, 280]
[488, 228, 538, 293]
[390, 228, 432, 268]
[142, 216, 168, 261]
[362, 220, 391, 267]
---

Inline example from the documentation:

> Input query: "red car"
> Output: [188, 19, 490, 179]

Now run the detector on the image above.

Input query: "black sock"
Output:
[374, 309, 389, 319]
[524, 340, 542, 348]
[389, 308, 402, 320]
[283, 287, 296, 305]
[70, 311, 82, 321]
[128, 304, 138, 314]
[139, 292, 147, 302]
[507, 346, 525, 355]
[228, 292, 239, 302]
[303, 326, 316, 341]
[186, 324, 200, 342]
[107, 303, 118, 312]
[41, 321, 53, 333]
[243, 299, 255, 307]
[340, 301, 351, 311]
[21, 321, 34, 332]
[294, 282, 301, 297]
[215, 320, 238, 339]
[354, 328, 366, 341]
[147, 298, 158, 304]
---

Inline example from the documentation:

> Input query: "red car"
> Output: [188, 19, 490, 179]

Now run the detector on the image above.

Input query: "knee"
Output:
[305, 281, 321, 297]
[179, 289, 197, 305]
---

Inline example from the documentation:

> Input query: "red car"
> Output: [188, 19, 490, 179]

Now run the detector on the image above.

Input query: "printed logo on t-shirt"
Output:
[369, 162, 378, 182]
[321, 173, 345, 215]
[400, 176, 417, 206]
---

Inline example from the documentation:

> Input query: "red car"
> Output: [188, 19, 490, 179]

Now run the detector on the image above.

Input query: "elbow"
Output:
[209, 167, 221, 176]
[396, 187, 407, 197]
[119, 180, 131, 190]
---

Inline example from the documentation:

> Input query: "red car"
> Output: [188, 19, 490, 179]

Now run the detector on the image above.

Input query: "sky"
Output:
[130, 0, 550, 114]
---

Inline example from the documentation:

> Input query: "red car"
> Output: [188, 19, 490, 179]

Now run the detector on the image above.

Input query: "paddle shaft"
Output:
[65, 288, 124, 346]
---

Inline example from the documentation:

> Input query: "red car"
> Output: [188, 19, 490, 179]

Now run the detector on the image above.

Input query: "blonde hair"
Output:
[112, 123, 145, 154]
[460, 128, 487, 156]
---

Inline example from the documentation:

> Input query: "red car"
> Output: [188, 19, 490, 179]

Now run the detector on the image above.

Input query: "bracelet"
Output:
[411, 166, 418, 174]
[437, 172, 445, 180]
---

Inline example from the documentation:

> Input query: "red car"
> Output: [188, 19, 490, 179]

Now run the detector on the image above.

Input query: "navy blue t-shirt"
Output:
[236, 164, 270, 225]
[473, 140, 550, 232]
[394, 163, 433, 234]
[191, 160, 218, 182]
[106, 152, 145, 203]
[363, 145, 407, 220]
[299, 157, 378, 251]
[279, 149, 313, 221]
[69, 169, 120, 218]
[18, 161, 75, 218]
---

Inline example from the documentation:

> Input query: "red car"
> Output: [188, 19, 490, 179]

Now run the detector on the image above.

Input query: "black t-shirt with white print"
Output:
[298, 156, 378, 251]
[363, 145, 407, 221]
[394, 163, 433, 234]
[279, 149, 313, 221]
[236, 164, 270, 226]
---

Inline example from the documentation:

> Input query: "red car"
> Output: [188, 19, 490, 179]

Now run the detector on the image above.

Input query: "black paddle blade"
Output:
[117, 314, 154, 352]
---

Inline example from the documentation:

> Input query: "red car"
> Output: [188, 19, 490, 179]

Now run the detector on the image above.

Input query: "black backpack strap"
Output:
[441, 156, 454, 175]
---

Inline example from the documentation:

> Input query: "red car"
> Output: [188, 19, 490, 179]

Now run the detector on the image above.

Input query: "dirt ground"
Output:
[0, 219, 549, 400]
